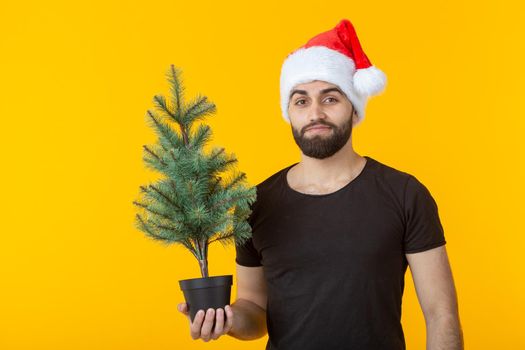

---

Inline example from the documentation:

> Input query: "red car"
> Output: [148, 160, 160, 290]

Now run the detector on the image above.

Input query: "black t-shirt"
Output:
[235, 155, 446, 350]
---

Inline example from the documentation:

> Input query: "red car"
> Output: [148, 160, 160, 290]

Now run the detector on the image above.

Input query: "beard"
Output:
[291, 116, 353, 159]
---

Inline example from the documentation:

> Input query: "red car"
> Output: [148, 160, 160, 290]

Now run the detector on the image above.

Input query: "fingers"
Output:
[224, 305, 234, 333]
[200, 308, 216, 342]
[210, 306, 233, 340]
[184, 305, 233, 342]
[211, 308, 224, 340]
[190, 309, 205, 340]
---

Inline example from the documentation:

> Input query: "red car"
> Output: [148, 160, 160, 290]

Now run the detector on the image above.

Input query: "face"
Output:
[288, 80, 357, 159]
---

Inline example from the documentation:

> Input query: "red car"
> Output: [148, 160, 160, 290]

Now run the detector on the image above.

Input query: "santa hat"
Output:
[280, 19, 386, 125]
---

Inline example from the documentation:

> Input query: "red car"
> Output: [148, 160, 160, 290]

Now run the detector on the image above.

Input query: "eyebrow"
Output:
[289, 87, 344, 100]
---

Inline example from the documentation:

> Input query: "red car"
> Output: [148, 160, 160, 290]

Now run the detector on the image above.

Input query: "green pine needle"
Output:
[133, 65, 257, 277]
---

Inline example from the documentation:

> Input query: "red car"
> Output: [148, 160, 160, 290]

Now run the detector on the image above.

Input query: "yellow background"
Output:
[1, 0, 524, 349]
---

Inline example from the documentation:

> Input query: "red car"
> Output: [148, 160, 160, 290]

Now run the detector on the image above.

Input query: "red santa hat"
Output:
[280, 19, 386, 125]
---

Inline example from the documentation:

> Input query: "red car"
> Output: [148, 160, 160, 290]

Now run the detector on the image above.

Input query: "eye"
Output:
[325, 97, 338, 103]
[294, 99, 306, 105]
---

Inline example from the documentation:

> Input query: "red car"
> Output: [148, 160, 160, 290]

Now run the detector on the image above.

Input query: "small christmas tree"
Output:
[133, 64, 256, 278]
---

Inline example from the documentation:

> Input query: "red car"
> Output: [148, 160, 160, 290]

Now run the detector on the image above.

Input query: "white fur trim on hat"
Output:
[280, 46, 385, 126]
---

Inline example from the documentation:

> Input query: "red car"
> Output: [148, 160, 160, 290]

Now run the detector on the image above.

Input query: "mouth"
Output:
[305, 125, 332, 133]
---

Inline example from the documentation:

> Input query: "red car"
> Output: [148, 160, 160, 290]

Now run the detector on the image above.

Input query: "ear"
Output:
[351, 109, 358, 126]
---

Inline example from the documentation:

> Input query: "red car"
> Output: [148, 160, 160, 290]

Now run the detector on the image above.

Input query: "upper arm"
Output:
[406, 245, 459, 321]
[235, 263, 268, 311]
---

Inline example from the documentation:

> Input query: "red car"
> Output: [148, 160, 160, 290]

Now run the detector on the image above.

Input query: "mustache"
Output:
[302, 120, 336, 134]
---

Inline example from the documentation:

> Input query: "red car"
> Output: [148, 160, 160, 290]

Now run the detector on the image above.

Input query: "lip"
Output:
[305, 125, 331, 132]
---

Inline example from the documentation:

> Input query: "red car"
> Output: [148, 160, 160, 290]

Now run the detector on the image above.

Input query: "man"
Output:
[178, 19, 464, 349]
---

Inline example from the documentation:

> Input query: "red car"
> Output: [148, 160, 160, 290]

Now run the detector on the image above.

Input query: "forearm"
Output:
[426, 313, 464, 350]
[227, 298, 267, 340]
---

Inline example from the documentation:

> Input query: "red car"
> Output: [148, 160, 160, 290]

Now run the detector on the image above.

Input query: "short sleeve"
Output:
[235, 201, 263, 267]
[235, 237, 262, 267]
[403, 175, 447, 254]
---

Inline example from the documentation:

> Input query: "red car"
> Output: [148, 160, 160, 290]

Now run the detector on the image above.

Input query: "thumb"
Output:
[178, 302, 189, 315]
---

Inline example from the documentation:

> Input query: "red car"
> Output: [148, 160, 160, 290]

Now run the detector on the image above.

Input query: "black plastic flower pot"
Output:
[179, 274, 233, 323]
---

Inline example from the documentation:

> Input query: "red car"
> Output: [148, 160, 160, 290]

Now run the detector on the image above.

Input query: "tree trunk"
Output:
[198, 258, 209, 278]
[196, 239, 209, 278]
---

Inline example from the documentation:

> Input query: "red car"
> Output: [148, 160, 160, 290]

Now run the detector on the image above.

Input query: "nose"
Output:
[307, 100, 327, 121]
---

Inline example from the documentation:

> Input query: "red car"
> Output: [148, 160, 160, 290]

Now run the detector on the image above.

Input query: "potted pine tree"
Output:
[133, 64, 256, 323]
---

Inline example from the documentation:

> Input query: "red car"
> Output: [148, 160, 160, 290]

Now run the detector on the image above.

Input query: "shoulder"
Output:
[249, 163, 295, 209]
[256, 165, 289, 190]
[255, 162, 296, 192]
[367, 157, 438, 208]
[364, 156, 438, 211]
[365, 156, 414, 190]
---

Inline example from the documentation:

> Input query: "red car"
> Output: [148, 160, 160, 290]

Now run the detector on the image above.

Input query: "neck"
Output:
[295, 136, 365, 185]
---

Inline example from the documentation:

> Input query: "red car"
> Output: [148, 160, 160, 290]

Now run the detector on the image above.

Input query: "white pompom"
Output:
[353, 66, 387, 96]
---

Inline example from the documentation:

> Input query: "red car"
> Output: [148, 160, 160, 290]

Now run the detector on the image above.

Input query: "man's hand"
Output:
[177, 302, 234, 342]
